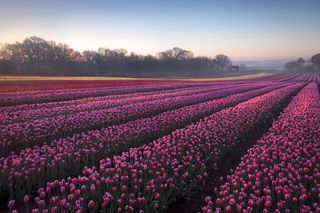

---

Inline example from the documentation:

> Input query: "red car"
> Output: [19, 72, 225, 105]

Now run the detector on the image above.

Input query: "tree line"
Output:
[0, 36, 236, 77]
[285, 54, 320, 72]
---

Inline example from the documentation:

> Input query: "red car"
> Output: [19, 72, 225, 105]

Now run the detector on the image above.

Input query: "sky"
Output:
[0, 0, 320, 60]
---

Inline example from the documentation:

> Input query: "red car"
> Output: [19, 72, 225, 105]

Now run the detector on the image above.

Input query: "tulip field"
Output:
[0, 73, 319, 212]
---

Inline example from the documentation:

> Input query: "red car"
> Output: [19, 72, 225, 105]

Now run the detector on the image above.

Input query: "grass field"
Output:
[0, 72, 271, 81]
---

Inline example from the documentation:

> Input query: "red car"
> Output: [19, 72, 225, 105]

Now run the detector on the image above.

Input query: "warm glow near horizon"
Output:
[1, 0, 320, 61]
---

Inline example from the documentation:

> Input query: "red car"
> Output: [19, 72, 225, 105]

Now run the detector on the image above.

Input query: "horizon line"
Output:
[0, 36, 316, 62]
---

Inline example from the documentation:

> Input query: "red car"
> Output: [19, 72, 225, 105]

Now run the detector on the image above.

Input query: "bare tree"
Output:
[157, 47, 193, 60]
[0, 36, 234, 77]
[214, 54, 232, 71]
[51, 43, 75, 62]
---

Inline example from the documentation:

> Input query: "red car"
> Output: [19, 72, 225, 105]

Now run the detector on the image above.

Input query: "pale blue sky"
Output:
[1, 0, 320, 60]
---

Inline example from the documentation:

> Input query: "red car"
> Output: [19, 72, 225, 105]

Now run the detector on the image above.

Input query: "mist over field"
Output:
[236, 59, 287, 70]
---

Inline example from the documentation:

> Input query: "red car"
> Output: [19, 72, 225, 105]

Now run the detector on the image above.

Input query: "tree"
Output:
[0, 36, 53, 74]
[311, 53, 320, 67]
[214, 54, 232, 71]
[297, 57, 305, 67]
[22, 36, 52, 62]
[51, 43, 75, 62]
[0, 59, 14, 74]
[285, 58, 306, 71]
[285, 61, 299, 70]
[157, 47, 193, 60]
[0, 36, 234, 76]
[0, 43, 25, 63]
[171, 47, 193, 60]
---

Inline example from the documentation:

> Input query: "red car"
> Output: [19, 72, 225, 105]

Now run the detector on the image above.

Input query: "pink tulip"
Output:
[88, 200, 95, 209]
[8, 200, 15, 209]
[203, 83, 320, 212]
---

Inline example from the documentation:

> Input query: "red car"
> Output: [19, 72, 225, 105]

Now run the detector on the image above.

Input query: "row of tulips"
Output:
[0, 79, 194, 93]
[264, 73, 314, 84]
[284, 73, 311, 82]
[277, 73, 314, 83]
[0, 83, 266, 156]
[291, 73, 316, 82]
[0, 83, 221, 114]
[0, 84, 230, 125]
[21, 83, 303, 212]
[202, 83, 320, 213]
[0, 82, 208, 107]
[307, 73, 317, 82]
[264, 73, 300, 82]
[0, 82, 290, 200]
[280, 73, 304, 82]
